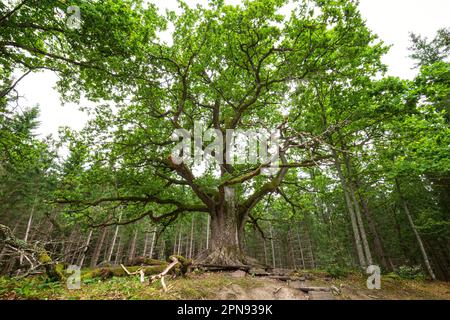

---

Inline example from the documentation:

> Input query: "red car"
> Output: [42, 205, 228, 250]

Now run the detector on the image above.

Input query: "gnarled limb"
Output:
[149, 256, 180, 292]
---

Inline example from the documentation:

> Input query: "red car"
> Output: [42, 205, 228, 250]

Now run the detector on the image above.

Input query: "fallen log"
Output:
[265, 275, 305, 281]
[120, 264, 145, 283]
[82, 264, 167, 280]
[298, 286, 331, 293]
[82, 255, 192, 281]
[191, 264, 251, 272]
[128, 256, 167, 266]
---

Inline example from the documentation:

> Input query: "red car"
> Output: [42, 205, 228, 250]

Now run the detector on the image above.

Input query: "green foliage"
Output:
[0, 0, 449, 282]
[394, 265, 427, 280]
[325, 265, 351, 279]
[409, 28, 450, 67]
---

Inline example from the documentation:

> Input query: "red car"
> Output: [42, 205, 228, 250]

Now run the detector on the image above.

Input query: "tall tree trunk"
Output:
[173, 225, 178, 254]
[342, 152, 373, 266]
[20, 208, 34, 265]
[107, 224, 120, 262]
[90, 226, 107, 267]
[128, 229, 138, 264]
[206, 215, 210, 250]
[348, 183, 373, 265]
[63, 227, 77, 264]
[333, 150, 366, 268]
[207, 210, 242, 264]
[269, 224, 276, 268]
[142, 231, 149, 257]
[114, 238, 122, 265]
[396, 179, 436, 280]
[263, 238, 268, 266]
[149, 227, 156, 258]
[296, 226, 306, 269]
[189, 214, 195, 259]
[78, 229, 93, 267]
[203, 187, 246, 265]
[159, 239, 165, 260]
[358, 190, 393, 271]
[177, 225, 182, 256]
[287, 229, 296, 269]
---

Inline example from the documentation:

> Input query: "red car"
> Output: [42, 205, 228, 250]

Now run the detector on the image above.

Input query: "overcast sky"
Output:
[14, 0, 450, 138]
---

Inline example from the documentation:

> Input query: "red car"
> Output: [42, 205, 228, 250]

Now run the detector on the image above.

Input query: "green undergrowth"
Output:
[0, 271, 258, 300]
[0, 269, 448, 300]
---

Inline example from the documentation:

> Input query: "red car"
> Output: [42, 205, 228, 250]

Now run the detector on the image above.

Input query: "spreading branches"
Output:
[239, 152, 289, 218]
[167, 155, 216, 209]
[89, 205, 207, 229]
[0, 0, 28, 24]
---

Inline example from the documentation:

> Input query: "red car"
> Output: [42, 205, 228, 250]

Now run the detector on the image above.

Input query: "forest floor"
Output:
[1, 270, 449, 300]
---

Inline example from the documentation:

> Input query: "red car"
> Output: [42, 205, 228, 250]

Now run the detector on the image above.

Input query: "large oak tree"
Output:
[1, 0, 387, 265]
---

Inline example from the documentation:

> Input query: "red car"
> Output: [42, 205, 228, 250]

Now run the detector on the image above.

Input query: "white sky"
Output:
[13, 0, 450, 138]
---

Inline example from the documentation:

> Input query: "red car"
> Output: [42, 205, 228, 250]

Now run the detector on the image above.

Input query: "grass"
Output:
[0, 271, 259, 300]
[296, 269, 450, 300]
[0, 270, 449, 300]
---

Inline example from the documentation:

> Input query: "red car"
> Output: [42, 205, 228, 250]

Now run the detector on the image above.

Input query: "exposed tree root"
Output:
[194, 249, 266, 271]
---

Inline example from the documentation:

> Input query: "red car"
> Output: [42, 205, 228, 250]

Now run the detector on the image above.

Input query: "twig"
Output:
[149, 256, 179, 292]
[120, 264, 146, 283]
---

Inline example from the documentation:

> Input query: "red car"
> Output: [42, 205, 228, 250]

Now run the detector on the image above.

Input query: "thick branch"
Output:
[167, 155, 216, 209]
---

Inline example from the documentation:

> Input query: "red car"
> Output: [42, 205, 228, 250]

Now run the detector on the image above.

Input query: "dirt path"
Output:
[210, 270, 450, 300]
[215, 277, 308, 300]
[213, 271, 335, 300]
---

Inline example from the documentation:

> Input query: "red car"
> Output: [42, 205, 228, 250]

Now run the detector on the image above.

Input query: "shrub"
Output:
[325, 265, 351, 279]
[395, 265, 426, 280]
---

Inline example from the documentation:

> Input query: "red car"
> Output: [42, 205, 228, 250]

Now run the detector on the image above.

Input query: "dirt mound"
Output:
[214, 277, 310, 300]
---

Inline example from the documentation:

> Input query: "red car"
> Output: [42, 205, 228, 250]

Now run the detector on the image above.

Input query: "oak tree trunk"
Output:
[201, 187, 248, 265]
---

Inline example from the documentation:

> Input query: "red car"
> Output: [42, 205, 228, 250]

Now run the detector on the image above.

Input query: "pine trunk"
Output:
[333, 151, 366, 268]
[396, 179, 436, 280]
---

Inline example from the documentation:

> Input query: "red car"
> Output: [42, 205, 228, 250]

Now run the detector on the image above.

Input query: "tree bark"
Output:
[269, 224, 276, 268]
[342, 152, 373, 266]
[296, 226, 306, 269]
[199, 187, 248, 265]
[20, 207, 34, 265]
[128, 229, 138, 264]
[149, 227, 156, 258]
[114, 238, 123, 265]
[333, 150, 366, 268]
[78, 230, 93, 267]
[107, 223, 120, 262]
[358, 189, 393, 271]
[189, 214, 195, 259]
[142, 231, 149, 257]
[91, 226, 107, 267]
[396, 179, 436, 280]
[206, 215, 210, 250]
